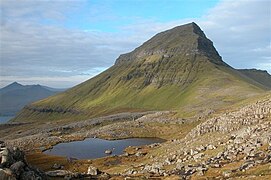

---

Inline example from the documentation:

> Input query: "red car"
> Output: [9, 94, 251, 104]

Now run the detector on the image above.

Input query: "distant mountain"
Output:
[13, 22, 269, 122]
[0, 82, 65, 116]
[0, 82, 24, 94]
[237, 69, 271, 89]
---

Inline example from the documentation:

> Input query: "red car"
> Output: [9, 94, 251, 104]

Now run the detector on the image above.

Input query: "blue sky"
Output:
[63, 0, 219, 32]
[0, 0, 270, 88]
[38, 0, 219, 32]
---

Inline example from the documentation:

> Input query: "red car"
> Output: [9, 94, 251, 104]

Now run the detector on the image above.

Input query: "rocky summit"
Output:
[115, 22, 223, 66]
[0, 22, 271, 179]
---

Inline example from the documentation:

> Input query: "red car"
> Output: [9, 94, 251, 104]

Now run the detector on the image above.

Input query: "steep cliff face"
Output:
[13, 22, 266, 122]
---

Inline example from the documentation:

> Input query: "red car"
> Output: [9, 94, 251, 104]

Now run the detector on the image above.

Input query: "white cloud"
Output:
[256, 60, 271, 71]
[198, 0, 271, 71]
[0, 0, 270, 88]
[0, 0, 142, 83]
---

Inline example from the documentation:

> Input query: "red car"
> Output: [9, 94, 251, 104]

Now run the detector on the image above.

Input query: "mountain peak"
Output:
[172, 22, 206, 38]
[0, 82, 24, 94]
[6, 82, 24, 89]
[115, 22, 222, 65]
[10, 82, 22, 86]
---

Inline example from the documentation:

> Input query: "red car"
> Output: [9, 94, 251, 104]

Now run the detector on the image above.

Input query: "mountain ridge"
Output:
[237, 69, 271, 89]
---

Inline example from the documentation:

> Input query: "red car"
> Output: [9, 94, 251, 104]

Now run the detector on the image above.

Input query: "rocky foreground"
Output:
[0, 141, 46, 179]
[0, 94, 271, 179]
[123, 95, 271, 179]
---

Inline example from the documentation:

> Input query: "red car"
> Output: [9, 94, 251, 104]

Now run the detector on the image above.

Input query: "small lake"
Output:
[0, 116, 14, 124]
[44, 137, 165, 159]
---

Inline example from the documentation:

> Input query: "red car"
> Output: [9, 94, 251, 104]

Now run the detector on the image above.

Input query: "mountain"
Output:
[0, 82, 24, 94]
[237, 69, 271, 89]
[0, 82, 64, 116]
[13, 22, 268, 122]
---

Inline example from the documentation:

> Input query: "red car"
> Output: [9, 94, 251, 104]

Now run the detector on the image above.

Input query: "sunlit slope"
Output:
[13, 23, 266, 122]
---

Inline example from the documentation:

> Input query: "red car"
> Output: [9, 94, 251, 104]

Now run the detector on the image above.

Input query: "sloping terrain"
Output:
[238, 69, 271, 89]
[13, 22, 267, 122]
[0, 82, 62, 116]
[121, 93, 271, 179]
[2, 92, 270, 179]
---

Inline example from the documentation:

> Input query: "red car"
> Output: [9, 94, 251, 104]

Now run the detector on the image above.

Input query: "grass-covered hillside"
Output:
[13, 23, 268, 122]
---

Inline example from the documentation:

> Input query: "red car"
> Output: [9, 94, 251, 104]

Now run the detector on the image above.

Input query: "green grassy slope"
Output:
[12, 23, 266, 122]
[13, 55, 264, 122]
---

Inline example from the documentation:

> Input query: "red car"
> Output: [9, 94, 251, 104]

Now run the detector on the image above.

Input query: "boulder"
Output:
[11, 147, 25, 162]
[0, 168, 16, 180]
[210, 164, 221, 168]
[193, 153, 205, 160]
[135, 152, 146, 157]
[1, 148, 15, 166]
[10, 161, 25, 177]
[52, 163, 63, 170]
[196, 145, 206, 152]
[126, 169, 135, 175]
[165, 158, 171, 165]
[206, 144, 217, 150]
[176, 163, 184, 171]
[196, 170, 204, 176]
[240, 161, 255, 171]
[184, 166, 196, 176]
[147, 163, 164, 174]
[20, 170, 42, 180]
[104, 150, 112, 154]
[87, 165, 99, 175]
[46, 170, 73, 177]
[195, 165, 208, 176]
[222, 170, 232, 178]
[190, 149, 199, 156]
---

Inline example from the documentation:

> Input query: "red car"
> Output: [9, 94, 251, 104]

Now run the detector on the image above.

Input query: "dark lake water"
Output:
[0, 116, 14, 124]
[44, 137, 165, 159]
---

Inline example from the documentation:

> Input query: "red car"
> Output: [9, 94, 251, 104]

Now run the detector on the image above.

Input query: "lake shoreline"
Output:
[44, 137, 165, 159]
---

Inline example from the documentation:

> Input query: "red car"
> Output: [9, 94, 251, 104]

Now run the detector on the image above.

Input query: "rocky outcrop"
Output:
[23, 105, 81, 115]
[46, 165, 105, 179]
[0, 141, 45, 179]
[186, 98, 271, 138]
